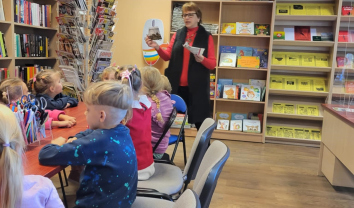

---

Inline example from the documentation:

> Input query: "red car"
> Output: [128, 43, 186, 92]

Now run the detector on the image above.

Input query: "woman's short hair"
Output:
[182, 2, 202, 25]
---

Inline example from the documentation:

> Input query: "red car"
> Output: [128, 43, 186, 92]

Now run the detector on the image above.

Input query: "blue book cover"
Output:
[252, 48, 268, 69]
[236, 46, 253, 57]
[231, 113, 248, 120]
[218, 79, 233, 96]
[219, 45, 237, 54]
[20, 0, 24, 24]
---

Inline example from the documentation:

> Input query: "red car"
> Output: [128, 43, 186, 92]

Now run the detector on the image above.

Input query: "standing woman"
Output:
[145, 2, 216, 129]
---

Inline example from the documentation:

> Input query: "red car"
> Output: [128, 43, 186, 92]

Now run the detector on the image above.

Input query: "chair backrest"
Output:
[153, 107, 177, 152]
[173, 189, 201, 208]
[171, 94, 187, 113]
[193, 140, 230, 208]
[183, 118, 216, 182]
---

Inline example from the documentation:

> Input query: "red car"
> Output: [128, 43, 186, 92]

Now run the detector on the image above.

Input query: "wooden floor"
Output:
[51, 137, 354, 208]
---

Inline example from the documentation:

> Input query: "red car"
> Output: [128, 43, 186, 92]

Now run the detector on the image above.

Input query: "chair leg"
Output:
[63, 169, 68, 187]
[182, 135, 187, 166]
[58, 172, 68, 208]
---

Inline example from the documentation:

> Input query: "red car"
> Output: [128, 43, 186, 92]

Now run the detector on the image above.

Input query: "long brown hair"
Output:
[0, 104, 25, 208]
[0, 78, 25, 104]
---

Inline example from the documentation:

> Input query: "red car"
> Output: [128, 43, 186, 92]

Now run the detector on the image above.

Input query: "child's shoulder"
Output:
[23, 175, 54, 191]
[138, 95, 151, 109]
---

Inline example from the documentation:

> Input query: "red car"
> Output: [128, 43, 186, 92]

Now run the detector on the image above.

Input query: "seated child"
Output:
[141, 66, 174, 159]
[101, 66, 119, 81]
[0, 78, 76, 129]
[28, 70, 78, 110]
[0, 104, 64, 208]
[121, 66, 155, 180]
[161, 75, 172, 93]
[38, 81, 137, 208]
[116, 65, 134, 81]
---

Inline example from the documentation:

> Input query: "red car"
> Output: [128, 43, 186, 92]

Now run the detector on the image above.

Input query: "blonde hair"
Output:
[27, 70, 61, 94]
[121, 66, 142, 97]
[101, 66, 118, 81]
[84, 81, 133, 121]
[161, 75, 172, 93]
[0, 78, 24, 104]
[0, 104, 25, 208]
[117, 65, 135, 81]
[141, 66, 164, 123]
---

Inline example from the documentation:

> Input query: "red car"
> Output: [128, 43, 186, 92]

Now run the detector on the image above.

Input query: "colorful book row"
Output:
[14, 0, 52, 27]
[270, 75, 327, 92]
[272, 52, 330, 67]
[276, 3, 334, 16]
[272, 103, 319, 116]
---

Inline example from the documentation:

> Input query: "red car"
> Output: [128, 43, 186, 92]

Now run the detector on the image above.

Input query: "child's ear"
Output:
[49, 85, 55, 93]
[99, 110, 107, 123]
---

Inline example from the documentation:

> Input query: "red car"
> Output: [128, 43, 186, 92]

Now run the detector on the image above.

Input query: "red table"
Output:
[24, 102, 87, 207]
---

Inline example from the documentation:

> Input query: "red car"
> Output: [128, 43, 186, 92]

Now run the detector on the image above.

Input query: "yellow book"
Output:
[273, 103, 284, 113]
[297, 104, 308, 115]
[290, 4, 306, 15]
[313, 79, 326, 92]
[315, 55, 329, 67]
[306, 5, 320, 15]
[303, 129, 312, 140]
[286, 54, 301, 66]
[272, 54, 286, 65]
[216, 112, 232, 121]
[266, 125, 278, 137]
[301, 55, 315, 67]
[306, 105, 319, 116]
[277, 126, 284, 137]
[270, 77, 283, 89]
[311, 129, 321, 140]
[283, 127, 295, 138]
[320, 5, 334, 15]
[276, 5, 290, 15]
[298, 78, 312, 91]
[284, 77, 297, 90]
[221, 23, 236, 34]
[294, 128, 304, 139]
[284, 104, 295, 114]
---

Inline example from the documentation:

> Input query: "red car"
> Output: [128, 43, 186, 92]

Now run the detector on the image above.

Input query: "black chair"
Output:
[152, 107, 177, 156]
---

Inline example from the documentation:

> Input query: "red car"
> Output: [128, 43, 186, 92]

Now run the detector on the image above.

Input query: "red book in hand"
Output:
[295, 26, 311, 41]
[338, 31, 349, 42]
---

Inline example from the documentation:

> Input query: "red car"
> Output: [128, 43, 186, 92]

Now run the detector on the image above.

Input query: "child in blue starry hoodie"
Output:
[39, 82, 137, 208]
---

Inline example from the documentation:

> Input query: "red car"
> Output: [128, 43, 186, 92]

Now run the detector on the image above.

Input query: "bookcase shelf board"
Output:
[267, 112, 324, 121]
[15, 57, 57, 60]
[14, 23, 58, 31]
[271, 65, 332, 72]
[275, 15, 337, 21]
[334, 67, 354, 73]
[218, 66, 268, 71]
[340, 16, 354, 22]
[0, 58, 13, 60]
[219, 34, 271, 38]
[337, 42, 354, 48]
[215, 98, 265, 104]
[0, 21, 12, 25]
[269, 89, 329, 97]
[265, 136, 320, 147]
[273, 40, 335, 47]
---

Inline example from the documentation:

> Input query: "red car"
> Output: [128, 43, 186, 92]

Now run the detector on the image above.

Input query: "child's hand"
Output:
[64, 103, 71, 109]
[57, 120, 74, 128]
[51, 137, 67, 146]
[59, 114, 77, 124]
[67, 137, 77, 143]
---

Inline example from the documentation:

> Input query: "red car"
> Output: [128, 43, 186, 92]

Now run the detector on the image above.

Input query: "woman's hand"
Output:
[145, 35, 160, 50]
[194, 54, 204, 63]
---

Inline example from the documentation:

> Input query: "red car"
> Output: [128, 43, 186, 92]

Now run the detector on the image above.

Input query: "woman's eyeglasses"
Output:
[182, 13, 196, 18]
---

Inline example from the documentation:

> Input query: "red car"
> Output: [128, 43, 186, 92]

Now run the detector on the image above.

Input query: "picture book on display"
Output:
[236, 22, 254, 35]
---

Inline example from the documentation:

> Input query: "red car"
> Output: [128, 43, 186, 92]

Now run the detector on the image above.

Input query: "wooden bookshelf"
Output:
[271, 65, 332, 72]
[273, 40, 335, 47]
[169, 0, 274, 143]
[0, 0, 58, 78]
[275, 15, 337, 21]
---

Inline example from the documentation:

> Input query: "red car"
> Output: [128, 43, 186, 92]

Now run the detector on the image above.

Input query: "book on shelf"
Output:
[231, 113, 248, 120]
[321, 32, 333, 41]
[15, 65, 51, 83]
[237, 56, 260, 68]
[171, 113, 191, 129]
[276, 5, 290, 15]
[210, 82, 215, 98]
[298, 78, 312, 91]
[284, 77, 297, 90]
[219, 53, 237, 67]
[240, 85, 261, 101]
[342, 6, 354, 16]
[0, 31, 7, 57]
[0, 68, 9, 81]
[252, 48, 268, 69]
[338, 31, 349, 42]
[345, 81, 354, 94]
[223, 85, 238, 99]
[313, 79, 326, 92]
[216, 112, 232, 121]
[243, 119, 261, 133]
[217, 120, 229, 130]
[0, 0, 4, 21]
[219, 46, 236, 54]
[272, 53, 286, 65]
[230, 120, 242, 131]
[273, 31, 285, 40]
[221, 23, 236, 35]
[254, 24, 270, 36]
[15, 33, 48, 57]
[284, 104, 295, 114]
[286, 53, 300, 66]
[270, 75, 327, 92]
[301, 55, 315, 67]
[236, 46, 252, 57]
[249, 79, 266, 88]
[236, 22, 254, 35]
[218, 78, 233, 97]
[294, 26, 311, 41]
[14, 0, 52, 27]
[273, 103, 284, 113]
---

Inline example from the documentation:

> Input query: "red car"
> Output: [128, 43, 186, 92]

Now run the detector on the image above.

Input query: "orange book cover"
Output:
[237, 56, 260, 68]
[345, 81, 354, 93]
